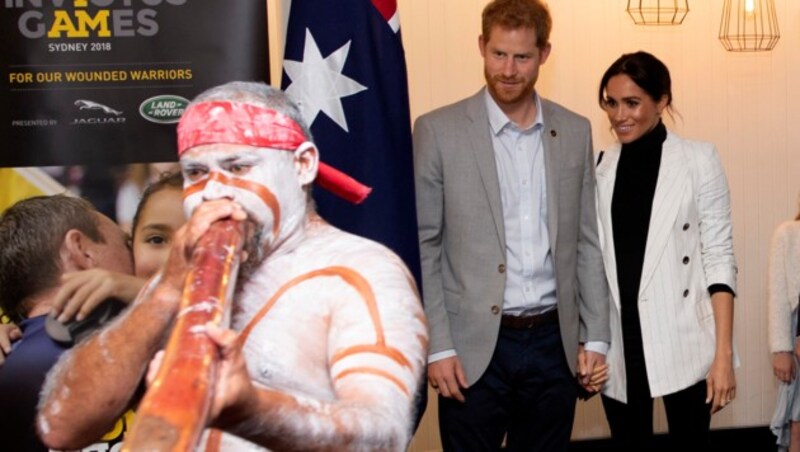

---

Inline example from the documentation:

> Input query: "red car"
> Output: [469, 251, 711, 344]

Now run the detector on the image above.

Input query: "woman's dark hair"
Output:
[598, 51, 673, 109]
[130, 171, 184, 244]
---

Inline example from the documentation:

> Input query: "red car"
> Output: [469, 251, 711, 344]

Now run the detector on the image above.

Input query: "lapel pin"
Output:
[550, 130, 557, 137]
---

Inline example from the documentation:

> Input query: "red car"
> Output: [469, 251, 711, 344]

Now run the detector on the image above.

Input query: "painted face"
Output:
[132, 187, 186, 278]
[480, 25, 550, 110]
[181, 143, 307, 255]
[602, 74, 668, 144]
[92, 213, 134, 276]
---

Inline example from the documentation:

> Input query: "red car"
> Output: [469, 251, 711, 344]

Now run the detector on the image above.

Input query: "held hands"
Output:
[706, 354, 736, 414]
[577, 346, 609, 394]
[773, 351, 796, 384]
[428, 356, 468, 402]
[0, 323, 22, 366]
[51, 269, 144, 323]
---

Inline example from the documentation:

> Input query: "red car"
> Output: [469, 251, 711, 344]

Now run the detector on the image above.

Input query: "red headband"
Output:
[177, 101, 371, 204]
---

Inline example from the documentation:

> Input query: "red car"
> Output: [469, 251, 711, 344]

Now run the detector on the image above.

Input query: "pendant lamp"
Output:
[719, 0, 780, 52]
[627, 0, 689, 25]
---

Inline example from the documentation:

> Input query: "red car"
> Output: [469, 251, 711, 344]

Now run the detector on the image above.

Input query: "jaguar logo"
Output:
[74, 100, 123, 116]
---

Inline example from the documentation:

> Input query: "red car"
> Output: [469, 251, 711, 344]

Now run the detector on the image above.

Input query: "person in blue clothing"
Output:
[0, 195, 134, 451]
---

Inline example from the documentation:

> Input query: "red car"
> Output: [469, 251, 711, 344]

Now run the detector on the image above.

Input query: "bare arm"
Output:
[209, 327, 419, 451]
[706, 291, 735, 413]
[38, 199, 246, 449]
[37, 278, 180, 449]
[208, 255, 427, 451]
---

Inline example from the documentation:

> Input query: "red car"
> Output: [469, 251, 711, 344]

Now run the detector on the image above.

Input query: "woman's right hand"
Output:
[773, 351, 796, 383]
[0, 323, 22, 366]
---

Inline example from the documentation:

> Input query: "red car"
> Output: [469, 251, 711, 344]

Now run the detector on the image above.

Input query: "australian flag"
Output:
[281, 0, 425, 429]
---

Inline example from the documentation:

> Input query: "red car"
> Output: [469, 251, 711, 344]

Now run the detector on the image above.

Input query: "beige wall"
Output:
[270, 0, 798, 449]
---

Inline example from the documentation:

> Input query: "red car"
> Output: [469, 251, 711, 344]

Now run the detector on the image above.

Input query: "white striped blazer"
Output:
[596, 130, 738, 402]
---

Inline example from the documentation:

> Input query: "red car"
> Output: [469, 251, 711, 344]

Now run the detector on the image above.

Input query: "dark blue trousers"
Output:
[438, 323, 577, 452]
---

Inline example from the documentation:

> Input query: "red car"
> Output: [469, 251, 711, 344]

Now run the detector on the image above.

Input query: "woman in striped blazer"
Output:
[594, 51, 738, 450]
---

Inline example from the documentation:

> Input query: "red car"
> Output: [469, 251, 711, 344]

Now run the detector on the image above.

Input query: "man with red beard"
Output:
[413, 0, 609, 450]
[38, 82, 428, 451]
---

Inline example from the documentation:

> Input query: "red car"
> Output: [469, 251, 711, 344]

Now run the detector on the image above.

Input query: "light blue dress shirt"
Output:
[485, 90, 557, 316]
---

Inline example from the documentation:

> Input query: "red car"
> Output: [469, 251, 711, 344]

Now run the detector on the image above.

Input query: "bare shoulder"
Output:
[299, 227, 418, 298]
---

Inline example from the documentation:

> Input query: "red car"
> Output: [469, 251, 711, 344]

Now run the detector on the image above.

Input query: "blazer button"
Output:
[498, 264, 506, 274]
[683, 223, 690, 231]
[683, 289, 690, 297]
[491, 305, 501, 315]
[682, 256, 690, 265]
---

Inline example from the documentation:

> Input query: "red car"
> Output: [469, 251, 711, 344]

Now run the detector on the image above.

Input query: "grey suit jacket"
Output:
[413, 89, 610, 385]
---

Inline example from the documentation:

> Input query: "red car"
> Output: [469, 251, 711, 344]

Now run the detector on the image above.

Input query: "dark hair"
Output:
[130, 171, 184, 245]
[0, 195, 102, 321]
[482, 0, 552, 49]
[598, 51, 673, 110]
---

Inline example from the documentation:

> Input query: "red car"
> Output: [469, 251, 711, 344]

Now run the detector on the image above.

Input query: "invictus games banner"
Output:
[1, 0, 269, 167]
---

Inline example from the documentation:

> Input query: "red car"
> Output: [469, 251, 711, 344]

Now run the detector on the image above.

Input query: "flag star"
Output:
[284, 29, 367, 133]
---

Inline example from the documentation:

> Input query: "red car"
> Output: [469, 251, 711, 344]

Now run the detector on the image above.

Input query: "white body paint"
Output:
[214, 222, 426, 451]
[181, 144, 427, 450]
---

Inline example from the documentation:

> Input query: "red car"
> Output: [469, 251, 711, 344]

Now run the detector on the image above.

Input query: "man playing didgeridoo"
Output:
[38, 81, 428, 451]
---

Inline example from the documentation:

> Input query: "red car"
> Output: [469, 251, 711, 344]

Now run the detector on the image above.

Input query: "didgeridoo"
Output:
[123, 219, 245, 451]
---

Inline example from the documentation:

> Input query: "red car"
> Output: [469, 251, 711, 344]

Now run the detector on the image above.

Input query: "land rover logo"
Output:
[139, 95, 189, 124]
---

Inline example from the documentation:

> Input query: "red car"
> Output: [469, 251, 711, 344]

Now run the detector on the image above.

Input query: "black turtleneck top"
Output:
[610, 121, 667, 383]
[611, 121, 667, 307]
